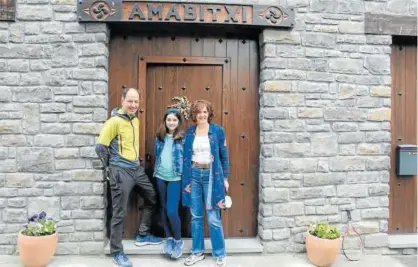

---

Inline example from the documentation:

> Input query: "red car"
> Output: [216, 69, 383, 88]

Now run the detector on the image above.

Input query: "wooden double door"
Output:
[108, 34, 259, 238]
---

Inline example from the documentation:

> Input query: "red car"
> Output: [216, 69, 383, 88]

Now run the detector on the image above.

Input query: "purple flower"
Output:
[23, 223, 28, 228]
[38, 211, 47, 219]
[29, 214, 38, 222]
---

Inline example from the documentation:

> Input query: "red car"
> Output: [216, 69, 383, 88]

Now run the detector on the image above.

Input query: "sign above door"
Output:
[77, 0, 295, 28]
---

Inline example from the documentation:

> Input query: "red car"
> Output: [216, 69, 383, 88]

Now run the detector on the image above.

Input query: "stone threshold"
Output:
[104, 237, 263, 255]
[388, 234, 417, 249]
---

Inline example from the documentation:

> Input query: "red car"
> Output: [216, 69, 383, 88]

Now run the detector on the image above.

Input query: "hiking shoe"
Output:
[184, 253, 205, 266]
[170, 239, 184, 259]
[134, 234, 163, 246]
[163, 237, 175, 255]
[112, 251, 132, 267]
[216, 257, 226, 267]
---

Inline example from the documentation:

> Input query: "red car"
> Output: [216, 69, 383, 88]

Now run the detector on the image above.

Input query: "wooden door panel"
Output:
[389, 43, 417, 233]
[109, 34, 259, 239]
[146, 64, 223, 238]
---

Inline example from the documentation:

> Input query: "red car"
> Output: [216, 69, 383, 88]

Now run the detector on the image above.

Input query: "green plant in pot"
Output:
[305, 222, 342, 267]
[18, 211, 58, 267]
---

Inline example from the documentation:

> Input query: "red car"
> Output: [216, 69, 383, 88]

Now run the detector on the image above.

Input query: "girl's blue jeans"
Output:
[155, 178, 181, 240]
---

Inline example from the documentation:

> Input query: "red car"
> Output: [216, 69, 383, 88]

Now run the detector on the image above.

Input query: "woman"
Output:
[182, 100, 230, 267]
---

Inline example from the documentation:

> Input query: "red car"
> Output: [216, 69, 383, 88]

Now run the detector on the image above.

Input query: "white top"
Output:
[192, 135, 211, 164]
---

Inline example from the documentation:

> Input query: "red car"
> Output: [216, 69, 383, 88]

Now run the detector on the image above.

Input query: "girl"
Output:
[154, 107, 185, 259]
[182, 100, 230, 267]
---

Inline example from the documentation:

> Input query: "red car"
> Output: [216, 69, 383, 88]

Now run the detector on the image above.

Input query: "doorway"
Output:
[108, 33, 260, 238]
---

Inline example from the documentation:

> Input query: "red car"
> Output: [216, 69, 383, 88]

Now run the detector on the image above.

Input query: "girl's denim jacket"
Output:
[153, 135, 184, 178]
[181, 123, 230, 210]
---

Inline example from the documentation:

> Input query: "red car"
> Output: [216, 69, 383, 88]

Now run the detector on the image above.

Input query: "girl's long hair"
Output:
[156, 111, 184, 141]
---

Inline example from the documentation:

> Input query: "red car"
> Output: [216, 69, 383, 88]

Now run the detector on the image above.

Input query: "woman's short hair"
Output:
[190, 100, 214, 123]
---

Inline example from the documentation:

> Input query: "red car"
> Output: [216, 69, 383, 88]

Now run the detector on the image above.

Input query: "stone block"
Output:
[263, 81, 292, 92]
[65, 135, 95, 147]
[338, 21, 364, 34]
[80, 196, 104, 209]
[72, 69, 107, 81]
[364, 56, 390, 75]
[369, 184, 389, 196]
[3, 209, 27, 223]
[273, 228, 291, 240]
[34, 134, 65, 147]
[358, 144, 382, 155]
[290, 188, 323, 199]
[366, 157, 390, 171]
[12, 87, 52, 103]
[273, 202, 304, 216]
[54, 182, 93, 196]
[17, 147, 54, 172]
[337, 185, 369, 197]
[5, 173, 34, 188]
[330, 157, 366, 171]
[61, 196, 80, 210]
[330, 58, 363, 74]
[361, 208, 389, 219]
[262, 30, 301, 44]
[261, 217, 292, 229]
[311, 133, 338, 156]
[263, 188, 289, 203]
[289, 159, 316, 173]
[303, 173, 346, 186]
[7, 198, 26, 208]
[274, 143, 310, 158]
[262, 158, 289, 173]
[310, 0, 337, 12]
[75, 220, 103, 231]
[0, 120, 22, 134]
[55, 159, 86, 170]
[73, 123, 103, 134]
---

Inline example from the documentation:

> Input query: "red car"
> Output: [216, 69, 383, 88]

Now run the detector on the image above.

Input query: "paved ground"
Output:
[0, 254, 416, 267]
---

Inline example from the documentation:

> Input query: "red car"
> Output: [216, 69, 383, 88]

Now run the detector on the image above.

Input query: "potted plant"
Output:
[17, 211, 58, 267]
[305, 221, 342, 267]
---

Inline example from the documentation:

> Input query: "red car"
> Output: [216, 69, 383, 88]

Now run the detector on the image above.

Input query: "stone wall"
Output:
[0, 0, 416, 255]
[0, 0, 109, 254]
[258, 0, 415, 254]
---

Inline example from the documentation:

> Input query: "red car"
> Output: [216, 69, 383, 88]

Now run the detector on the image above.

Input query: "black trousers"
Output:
[108, 165, 157, 254]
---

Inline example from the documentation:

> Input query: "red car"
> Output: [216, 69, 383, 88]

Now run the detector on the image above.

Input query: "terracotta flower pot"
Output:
[17, 230, 58, 267]
[305, 231, 342, 267]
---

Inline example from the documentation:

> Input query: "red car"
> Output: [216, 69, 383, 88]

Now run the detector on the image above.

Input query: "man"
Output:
[96, 87, 162, 267]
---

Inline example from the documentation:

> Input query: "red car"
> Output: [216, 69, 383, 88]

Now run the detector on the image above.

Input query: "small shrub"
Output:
[308, 222, 341, 240]
[21, 211, 56, 236]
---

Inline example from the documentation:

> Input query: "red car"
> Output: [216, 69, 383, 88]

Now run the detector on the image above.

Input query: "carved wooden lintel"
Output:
[77, 0, 295, 28]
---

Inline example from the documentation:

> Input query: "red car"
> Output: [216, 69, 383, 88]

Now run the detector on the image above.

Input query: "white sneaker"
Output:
[216, 257, 226, 267]
[184, 253, 205, 266]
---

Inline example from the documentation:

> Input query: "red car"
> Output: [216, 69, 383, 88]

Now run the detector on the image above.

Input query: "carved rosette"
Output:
[259, 6, 288, 25]
[83, 0, 117, 20]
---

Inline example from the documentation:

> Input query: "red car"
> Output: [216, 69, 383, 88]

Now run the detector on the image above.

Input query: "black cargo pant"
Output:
[108, 165, 157, 254]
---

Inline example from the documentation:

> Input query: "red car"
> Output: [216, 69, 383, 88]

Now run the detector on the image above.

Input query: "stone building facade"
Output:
[0, 0, 416, 255]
